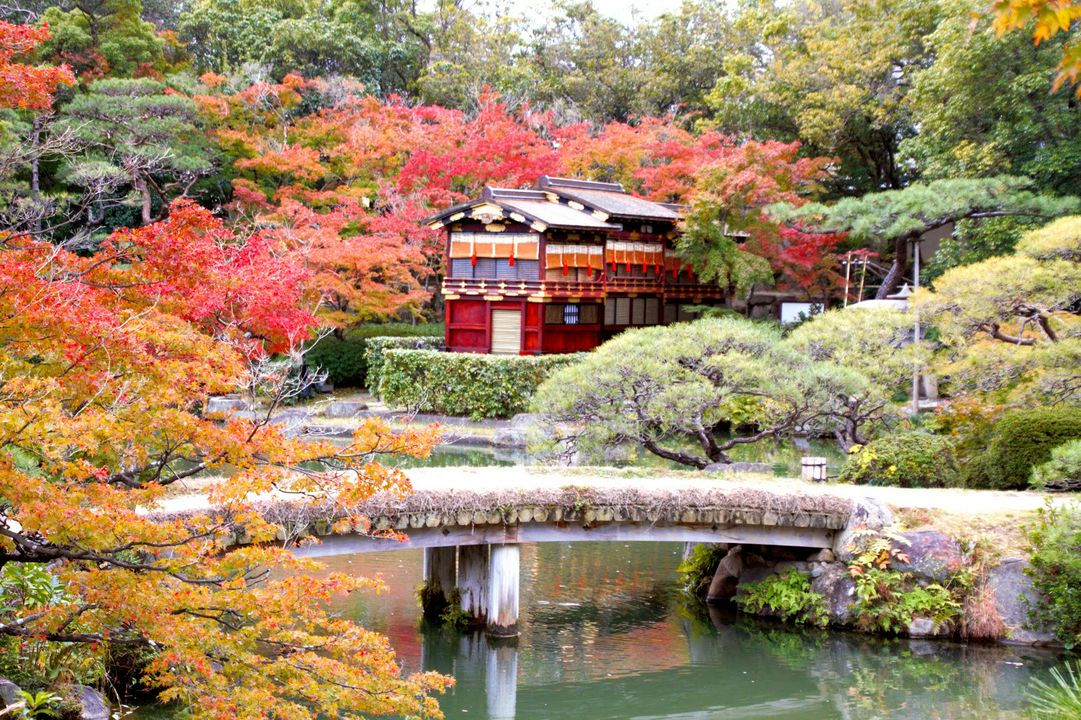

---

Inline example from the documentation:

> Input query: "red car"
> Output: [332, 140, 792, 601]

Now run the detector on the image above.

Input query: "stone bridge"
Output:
[244, 479, 864, 638]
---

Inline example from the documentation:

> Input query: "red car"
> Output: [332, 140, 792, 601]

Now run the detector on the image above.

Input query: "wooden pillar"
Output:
[486, 641, 518, 720]
[421, 546, 457, 617]
[486, 544, 520, 637]
[458, 544, 489, 625]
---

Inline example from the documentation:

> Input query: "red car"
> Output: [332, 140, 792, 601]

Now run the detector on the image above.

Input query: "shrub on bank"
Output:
[963, 407, 1081, 490]
[837, 432, 960, 488]
[1026, 504, 1081, 649]
[378, 349, 578, 419]
[303, 323, 443, 388]
[364, 336, 445, 393]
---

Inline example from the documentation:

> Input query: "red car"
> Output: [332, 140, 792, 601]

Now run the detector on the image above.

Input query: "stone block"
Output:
[988, 557, 1058, 646]
[810, 563, 857, 627]
[890, 529, 964, 583]
[707, 546, 743, 603]
[834, 497, 893, 561]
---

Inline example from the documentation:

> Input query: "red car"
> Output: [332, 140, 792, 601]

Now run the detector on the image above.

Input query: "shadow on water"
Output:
[132, 543, 1062, 719]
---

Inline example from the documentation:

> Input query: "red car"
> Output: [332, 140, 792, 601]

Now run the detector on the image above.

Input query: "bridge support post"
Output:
[421, 546, 457, 618]
[486, 544, 520, 637]
[458, 544, 489, 625]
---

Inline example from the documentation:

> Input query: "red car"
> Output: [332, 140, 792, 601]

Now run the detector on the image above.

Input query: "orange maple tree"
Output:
[0, 201, 449, 718]
[0, 33, 450, 717]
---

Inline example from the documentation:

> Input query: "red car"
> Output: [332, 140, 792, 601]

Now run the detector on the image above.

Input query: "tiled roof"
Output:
[536, 176, 683, 221]
[423, 176, 684, 229]
[497, 198, 617, 229]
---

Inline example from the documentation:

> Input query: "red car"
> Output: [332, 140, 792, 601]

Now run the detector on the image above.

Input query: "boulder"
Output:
[834, 497, 893, 562]
[810, 563, 857, 627]
[988, 557, 1058, 646]
[907, 616, 949, 638]
[68, 685, 110, 720]
[0, 677, 22, 707]
[703, 462, 772, 474]
[807, 548, 836, 563]
[890, 529, 965, 583]
[206, 396, 251, 415]
[323, 400, 368, 418]
[706, 546, 743, 603]
[492, 427, 526, 448]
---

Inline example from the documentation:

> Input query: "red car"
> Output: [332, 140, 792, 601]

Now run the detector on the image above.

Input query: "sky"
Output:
[419, 0, 690, 26]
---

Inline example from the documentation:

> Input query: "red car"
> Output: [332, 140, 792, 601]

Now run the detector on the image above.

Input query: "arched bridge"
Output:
[252, 476, 860, 637]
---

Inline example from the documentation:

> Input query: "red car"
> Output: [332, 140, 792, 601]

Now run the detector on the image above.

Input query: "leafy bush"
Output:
[735, 569, 829, 627]
[1026, 503, 1081, 648]
[676, 544, 727, 597]
[364, 336, 445, 393]
[1031, 440, 1081, 492]
[851, 568, 960, 634]
[963, 407, 1081, 490]
[303, 323, 442, 388]
[379, 349, 578, 419]
[837, 432, 960, 488]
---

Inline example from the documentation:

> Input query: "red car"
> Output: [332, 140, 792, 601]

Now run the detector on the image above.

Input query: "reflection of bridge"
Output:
[268, 480, 855, 637]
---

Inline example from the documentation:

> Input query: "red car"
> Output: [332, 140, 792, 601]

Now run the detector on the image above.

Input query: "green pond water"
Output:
[386, 435, 846, 477]
[135, 541, 1063, 719]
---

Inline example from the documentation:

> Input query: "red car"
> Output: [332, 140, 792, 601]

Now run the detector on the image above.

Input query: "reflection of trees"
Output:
[679, 601, 1058, 720]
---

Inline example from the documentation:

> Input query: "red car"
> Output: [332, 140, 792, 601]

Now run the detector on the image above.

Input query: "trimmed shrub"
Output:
[963, 407, 1081, 490]
[837, 432, 961, 488]
[379, 349, 578, 419]
[303, 323, 442, 388]
[365, 336, 445, 393]
[1027, 504, 1081, 649]
[1031, 440, 1081, 492]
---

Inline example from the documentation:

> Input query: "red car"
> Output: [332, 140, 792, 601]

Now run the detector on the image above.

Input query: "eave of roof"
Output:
[424, 193, 619, 232]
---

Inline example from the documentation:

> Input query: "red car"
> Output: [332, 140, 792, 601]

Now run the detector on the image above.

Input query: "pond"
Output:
[134, 541, 1065, 719]
[388, 435, 847, 477]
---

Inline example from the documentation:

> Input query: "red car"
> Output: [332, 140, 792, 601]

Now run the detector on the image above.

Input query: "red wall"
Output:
[445, 299, 544, 354]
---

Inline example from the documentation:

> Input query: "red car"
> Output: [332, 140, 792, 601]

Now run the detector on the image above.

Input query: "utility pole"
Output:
[911, 239, 921, 415]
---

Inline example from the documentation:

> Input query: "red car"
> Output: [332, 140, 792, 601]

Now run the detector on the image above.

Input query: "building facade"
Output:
[426, 176, 724, 355]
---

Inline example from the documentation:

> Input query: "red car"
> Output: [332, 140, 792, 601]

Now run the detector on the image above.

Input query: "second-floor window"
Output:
[449, 232, 540, 281]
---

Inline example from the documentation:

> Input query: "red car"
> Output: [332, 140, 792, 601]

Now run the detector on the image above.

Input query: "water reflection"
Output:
[317, 542, 1057, 720]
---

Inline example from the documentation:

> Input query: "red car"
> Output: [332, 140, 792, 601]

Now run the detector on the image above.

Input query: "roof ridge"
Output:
[536, 175, 627, 194]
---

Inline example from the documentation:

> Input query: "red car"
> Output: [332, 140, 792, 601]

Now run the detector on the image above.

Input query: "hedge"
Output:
[303, 323, 443, 388]
[837, 432, 961, 488]
[378, 349, 579, 419]
[962, 406, 1081, 490]
[364, 336, 445, 393]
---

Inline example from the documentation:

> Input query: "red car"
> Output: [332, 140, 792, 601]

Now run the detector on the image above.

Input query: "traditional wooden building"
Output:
[426, 176, 724, 355]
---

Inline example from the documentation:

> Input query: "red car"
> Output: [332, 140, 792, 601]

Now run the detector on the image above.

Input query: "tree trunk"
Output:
[30, 116, 41, 235]
[875, 234, 912, 299]
[136, 176, 152, 226]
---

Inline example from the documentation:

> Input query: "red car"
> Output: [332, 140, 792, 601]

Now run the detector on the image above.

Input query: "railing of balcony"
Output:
[442, 275, 723, 299]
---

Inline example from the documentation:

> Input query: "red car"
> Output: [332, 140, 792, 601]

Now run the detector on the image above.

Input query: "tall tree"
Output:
[989, 0, 1081, 95]
[904, 0, 1081, 195]
[38, 0, 164, 77]
[708, 0, 942, 194]
[775, 176, 1079, 297]
[179, 0, 425, 92]
[58, 76, 217, 229]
